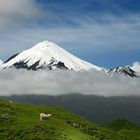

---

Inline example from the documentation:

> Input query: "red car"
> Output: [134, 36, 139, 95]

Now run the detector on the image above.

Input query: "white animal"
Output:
[40, 113, 52, 121]
[9, 100, 14, 104]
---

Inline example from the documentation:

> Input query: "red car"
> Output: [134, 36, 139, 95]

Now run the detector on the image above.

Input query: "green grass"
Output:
[0, 98, 138, 140]
[107, 118, 137, 131]
[107, 119, 140, 140]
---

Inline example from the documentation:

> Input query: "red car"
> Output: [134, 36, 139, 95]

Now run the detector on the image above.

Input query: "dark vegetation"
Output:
[4, 94, 140, 125]
[0, 98, 128, 140]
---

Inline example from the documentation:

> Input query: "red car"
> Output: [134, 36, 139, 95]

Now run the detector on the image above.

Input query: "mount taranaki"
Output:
[0, 40, 139, 77]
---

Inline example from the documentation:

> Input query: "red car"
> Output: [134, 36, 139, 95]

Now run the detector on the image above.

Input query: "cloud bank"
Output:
[0, 70, 139, 97]
[0, 60, 3, 66]
[132, 61, 140, 73]
[0, 0, 40, 31]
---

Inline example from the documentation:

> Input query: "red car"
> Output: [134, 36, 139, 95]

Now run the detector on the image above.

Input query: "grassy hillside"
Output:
[0, 98, 126, 140]
[107, 118, 138, 131]
[107, 119, 140, 140]
[5, 94, 140, 125]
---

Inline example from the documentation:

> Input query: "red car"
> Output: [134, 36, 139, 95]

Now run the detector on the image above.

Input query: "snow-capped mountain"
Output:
[105, 62, 140, 77]
[0, 40, 139, 77]
[106, 66, 137, 77]
[0, 41, 103, 71]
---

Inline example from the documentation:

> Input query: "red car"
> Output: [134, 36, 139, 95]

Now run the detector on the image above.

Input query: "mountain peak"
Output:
[33, 40, 57, 49]
[1, 40, 102, 71]
[1, 40, 138, 77]
[106, 66, 137, 77]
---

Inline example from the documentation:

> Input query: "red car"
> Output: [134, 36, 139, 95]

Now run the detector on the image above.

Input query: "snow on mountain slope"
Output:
[131, 62, 140, 73]
[1, 41, 103, 71]
[106, 66, 137, 77]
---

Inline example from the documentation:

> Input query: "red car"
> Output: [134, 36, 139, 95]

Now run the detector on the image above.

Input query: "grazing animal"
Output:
[9, 100, 14, 104]
[40, 113, 52, 121]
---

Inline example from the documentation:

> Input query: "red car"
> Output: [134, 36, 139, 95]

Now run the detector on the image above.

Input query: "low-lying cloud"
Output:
[0, 70, 140, 97]
[132, 61, 140, 73]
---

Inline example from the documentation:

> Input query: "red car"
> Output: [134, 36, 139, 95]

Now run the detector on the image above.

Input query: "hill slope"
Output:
[6, 94, 140, 126]
[107, 119, 140, 140]
[107, 118, 137, 131]
[0, 98, 125, 140]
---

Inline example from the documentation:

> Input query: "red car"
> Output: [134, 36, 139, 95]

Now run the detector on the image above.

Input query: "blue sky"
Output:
[0, 0, 140, 68]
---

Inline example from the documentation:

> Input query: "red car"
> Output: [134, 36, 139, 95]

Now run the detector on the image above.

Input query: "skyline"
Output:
[0, 0, 140, 68]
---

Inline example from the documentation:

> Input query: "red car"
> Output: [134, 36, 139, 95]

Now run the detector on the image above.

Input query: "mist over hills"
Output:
[0, 41, 140, 128]
[0, 0, 140, 139]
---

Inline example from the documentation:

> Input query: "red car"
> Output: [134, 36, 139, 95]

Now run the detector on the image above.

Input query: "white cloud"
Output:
[0, 70, 139, 97]
[0, 59, 3, 66]
[0, 0, 40, 31]
[131, 61, 140, 73]
[0, 3, 140, 64]
[1, 17, 140, 61]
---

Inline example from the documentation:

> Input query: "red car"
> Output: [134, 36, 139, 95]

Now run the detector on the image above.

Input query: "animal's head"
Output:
[47, 114, 52, 117]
